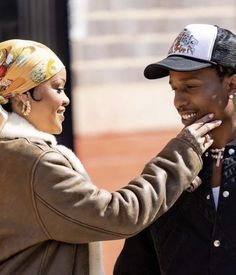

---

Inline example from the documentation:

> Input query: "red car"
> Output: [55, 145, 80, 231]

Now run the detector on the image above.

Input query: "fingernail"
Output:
[215, 120, 222, 124]
[208, 113, 214, 119]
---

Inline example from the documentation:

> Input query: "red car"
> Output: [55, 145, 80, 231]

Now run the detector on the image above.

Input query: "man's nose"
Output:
[174, 92, 188, 109]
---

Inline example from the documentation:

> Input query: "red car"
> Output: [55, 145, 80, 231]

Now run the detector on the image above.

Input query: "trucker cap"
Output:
[144, 24, 236, 79]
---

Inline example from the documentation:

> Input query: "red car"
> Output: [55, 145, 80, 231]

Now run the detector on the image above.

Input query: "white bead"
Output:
[223, 191, 229, 198]
[228, 148, 235, 155]
[214, 240, 220, 247]
[206, 194, 210, 200]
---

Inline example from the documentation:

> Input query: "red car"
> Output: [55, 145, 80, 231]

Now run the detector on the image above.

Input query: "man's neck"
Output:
[211, 120, 236, 148]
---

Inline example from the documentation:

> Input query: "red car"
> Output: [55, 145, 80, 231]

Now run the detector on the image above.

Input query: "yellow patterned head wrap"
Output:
[0, 39, 64, 104]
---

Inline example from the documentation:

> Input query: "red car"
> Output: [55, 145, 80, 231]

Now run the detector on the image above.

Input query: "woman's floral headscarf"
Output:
[0, 39, 64, 104]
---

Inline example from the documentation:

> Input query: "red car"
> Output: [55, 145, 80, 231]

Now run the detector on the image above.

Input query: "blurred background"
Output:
[1, 0, 235, 274]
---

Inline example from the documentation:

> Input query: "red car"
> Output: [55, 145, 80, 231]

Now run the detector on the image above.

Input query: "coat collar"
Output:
[1, 112, 57, 146]
[1, 111, 90, 180]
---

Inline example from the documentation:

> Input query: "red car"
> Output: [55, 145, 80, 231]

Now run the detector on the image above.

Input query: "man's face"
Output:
[169, 67, 232, 126]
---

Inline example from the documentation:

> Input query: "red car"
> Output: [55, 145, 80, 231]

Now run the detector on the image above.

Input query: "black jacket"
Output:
[114, 140, 236, 275]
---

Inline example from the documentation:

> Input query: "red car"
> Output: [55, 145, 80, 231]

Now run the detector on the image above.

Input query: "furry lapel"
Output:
[1, 112, 89, 180]
[1, 112, 57, 145]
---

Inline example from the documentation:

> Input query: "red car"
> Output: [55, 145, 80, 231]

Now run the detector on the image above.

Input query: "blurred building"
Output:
[69, 0, 236, 137]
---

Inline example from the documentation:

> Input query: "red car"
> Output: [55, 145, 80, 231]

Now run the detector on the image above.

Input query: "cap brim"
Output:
[144, 55, 213, 79]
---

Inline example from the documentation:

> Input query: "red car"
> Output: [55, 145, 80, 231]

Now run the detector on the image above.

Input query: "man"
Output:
[114, 23, 236, 275]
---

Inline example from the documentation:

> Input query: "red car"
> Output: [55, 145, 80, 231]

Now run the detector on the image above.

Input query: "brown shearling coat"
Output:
[0, 114, 202, 274]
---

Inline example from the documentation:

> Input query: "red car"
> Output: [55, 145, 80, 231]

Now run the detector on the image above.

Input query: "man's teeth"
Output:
[182, 113, 196, 120]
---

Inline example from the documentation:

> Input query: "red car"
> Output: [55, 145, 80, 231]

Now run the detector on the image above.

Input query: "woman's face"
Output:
[20, 68, 69, 134]
[169, 67, 233, 126]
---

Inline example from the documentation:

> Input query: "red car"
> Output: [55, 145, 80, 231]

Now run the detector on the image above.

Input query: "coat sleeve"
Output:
[32, 137, 202, 243]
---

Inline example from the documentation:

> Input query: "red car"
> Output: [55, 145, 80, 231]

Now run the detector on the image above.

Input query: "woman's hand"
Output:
[177, 113, 222, 155]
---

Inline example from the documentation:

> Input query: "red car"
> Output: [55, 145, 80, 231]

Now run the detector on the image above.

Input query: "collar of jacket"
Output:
[0, 112, 57, 146]
[1, 111, 91, 181]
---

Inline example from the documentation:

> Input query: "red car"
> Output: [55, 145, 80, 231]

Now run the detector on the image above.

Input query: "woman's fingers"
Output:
[196, 120, 222, 137]
[190, 113, 214, 130]
[177, 113, 222, 155]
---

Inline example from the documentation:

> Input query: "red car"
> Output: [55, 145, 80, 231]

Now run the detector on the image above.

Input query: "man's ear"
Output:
[229, 74, 236, 96]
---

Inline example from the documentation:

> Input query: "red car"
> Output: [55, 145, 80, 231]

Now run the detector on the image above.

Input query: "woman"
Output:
[0, 39, 220, 275]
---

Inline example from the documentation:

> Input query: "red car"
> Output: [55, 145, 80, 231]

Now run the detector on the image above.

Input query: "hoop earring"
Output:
[21, 101, 31, 116]
[229, 94, 234, 99]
